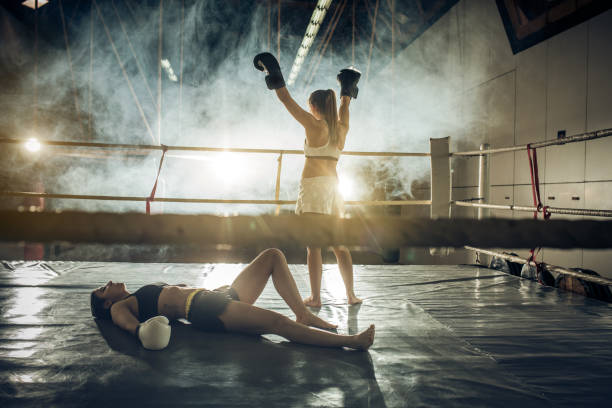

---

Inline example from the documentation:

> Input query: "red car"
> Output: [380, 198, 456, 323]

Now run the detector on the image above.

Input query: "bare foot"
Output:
[351, 324, 375, 350]
[303, 296, 322, 308]
[347, 294, 362, 305]
[296, 312, 337, 330]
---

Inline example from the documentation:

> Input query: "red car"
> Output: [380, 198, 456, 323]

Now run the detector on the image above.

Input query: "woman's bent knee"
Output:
[265, 248, 286, 265]
[259, 248, 284, 266]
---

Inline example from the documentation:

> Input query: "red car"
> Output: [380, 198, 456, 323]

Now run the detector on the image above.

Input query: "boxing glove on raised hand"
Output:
[253, 52, 286, 90]
[137, 315, 171, 350]
[337, 67, 361, 99]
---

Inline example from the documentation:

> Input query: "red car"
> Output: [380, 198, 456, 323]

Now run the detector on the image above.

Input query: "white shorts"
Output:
[295, 176, 344, 216]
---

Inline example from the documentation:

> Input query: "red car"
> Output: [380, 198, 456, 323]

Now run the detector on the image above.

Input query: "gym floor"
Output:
[1, 260, 611, 407]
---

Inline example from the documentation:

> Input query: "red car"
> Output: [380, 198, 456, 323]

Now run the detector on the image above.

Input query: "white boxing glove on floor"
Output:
[137, 315, 171, 350]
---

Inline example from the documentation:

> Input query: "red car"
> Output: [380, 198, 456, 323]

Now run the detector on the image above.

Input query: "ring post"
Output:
[476, 143, 490, 265]
[430, 137, 451, 219]
[429, 137, 452, 256]
[477, 143, 490, 220]
[274, 152, 283, 215]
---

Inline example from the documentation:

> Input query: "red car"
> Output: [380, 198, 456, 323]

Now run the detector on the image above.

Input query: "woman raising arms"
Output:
[254, 52, 362, 307]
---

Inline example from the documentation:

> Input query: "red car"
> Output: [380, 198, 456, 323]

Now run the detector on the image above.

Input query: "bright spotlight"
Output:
[215, 152, 244, 184]
[24, 138, 41, 153]
[338, 177, 353, 199]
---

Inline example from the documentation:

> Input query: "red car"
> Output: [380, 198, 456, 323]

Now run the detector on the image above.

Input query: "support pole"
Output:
[93, 0, 155, 143]
[477, 143, 490, 220]
[277, 0, 281, 59]
[89, 1, 93, 138]
[58, 0, 81, 127]
[390, 0, 395, 121]
[268, 0, 271, 51]
[179, 0, 184, 139]
[275, 152, 283, 215]
[365, 0, 379, 82]
[352, 0, 355, 65]
[476, 143, 490, 264]
[429, 136, 452, 256]
[112, 0, 157, 110]
[34, 0, 38, 132]
[430, 137, 451, 219]
[157, 0, 163, 145]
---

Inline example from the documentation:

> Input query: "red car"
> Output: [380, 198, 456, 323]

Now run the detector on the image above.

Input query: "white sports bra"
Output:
[304, 138, 341, 161]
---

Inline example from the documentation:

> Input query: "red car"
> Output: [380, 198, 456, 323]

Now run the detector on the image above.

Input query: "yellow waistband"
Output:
[185, 289, 204, 318]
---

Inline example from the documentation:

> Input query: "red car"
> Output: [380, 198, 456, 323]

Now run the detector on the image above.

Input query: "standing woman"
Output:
[254, 52, 362, 307]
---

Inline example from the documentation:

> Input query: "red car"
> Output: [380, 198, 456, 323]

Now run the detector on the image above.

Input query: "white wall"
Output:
[397, 0, 612, 278]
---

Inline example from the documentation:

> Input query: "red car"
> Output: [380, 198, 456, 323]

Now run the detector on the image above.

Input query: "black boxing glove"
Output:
[253, 52, 286, 90]
[337, 67, 361, 99]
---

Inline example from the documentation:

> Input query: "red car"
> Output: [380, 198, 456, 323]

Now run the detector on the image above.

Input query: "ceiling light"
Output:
[287, 0, 333, 86]
[22, 0, 49, 9]
[161, 59, 178, 82]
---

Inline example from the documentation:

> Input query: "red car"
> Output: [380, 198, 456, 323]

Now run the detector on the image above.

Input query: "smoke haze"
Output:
[0, 0, 476, 214]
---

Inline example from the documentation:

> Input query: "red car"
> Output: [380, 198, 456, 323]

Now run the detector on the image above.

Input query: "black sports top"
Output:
[130, 282, 167, 322]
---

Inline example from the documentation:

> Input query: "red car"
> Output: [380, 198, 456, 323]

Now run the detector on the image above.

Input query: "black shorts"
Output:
[187, 286, 240, 332]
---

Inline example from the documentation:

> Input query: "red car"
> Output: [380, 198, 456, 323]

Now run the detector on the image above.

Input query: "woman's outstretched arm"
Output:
[110, 302, 140, 335]
[336, 67, 360, 150]
[253, 52, 319, 132]
[337, 95, 351, 150]
[111, 302, 171, 350]
[275, 87, 319, 130]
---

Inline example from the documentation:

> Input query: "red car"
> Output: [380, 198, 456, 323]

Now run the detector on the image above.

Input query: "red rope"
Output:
[527, 145, 541, 218]
[526, 144, 550, 283]
[146, 145, 168, 215]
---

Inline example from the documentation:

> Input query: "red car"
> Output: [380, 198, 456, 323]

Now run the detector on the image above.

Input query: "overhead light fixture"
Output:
[287, 0, 333, 86]
[161, 59, 178, 82]
[22, 0, 49, 9]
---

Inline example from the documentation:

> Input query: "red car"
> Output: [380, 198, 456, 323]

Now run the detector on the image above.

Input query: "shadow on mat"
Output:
[95, 319, 386, 407]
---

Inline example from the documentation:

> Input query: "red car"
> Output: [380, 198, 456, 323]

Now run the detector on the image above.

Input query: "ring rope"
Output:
[0, 137, 429, 157]
[453, 202, 612, 218]
[451, 128, 612, 157]
[0, 192, 430, 207]
[465, 246, 612, 287]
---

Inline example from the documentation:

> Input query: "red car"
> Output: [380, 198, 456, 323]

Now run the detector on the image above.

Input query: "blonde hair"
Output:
[309, 89, 338, 145]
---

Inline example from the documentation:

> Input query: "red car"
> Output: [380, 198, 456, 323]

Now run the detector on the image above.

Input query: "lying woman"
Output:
[90, 248, 375, 351]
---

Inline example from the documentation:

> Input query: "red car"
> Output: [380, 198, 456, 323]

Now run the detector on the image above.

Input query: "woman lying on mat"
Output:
[90, 248, 375, 351]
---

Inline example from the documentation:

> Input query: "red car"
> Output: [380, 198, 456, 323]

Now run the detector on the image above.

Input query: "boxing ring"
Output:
[1, 129, 612, 407]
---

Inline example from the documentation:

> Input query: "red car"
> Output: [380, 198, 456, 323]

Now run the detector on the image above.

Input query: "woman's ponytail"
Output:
[325, 89, 338, 145]
[309, 89, 339, 145]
